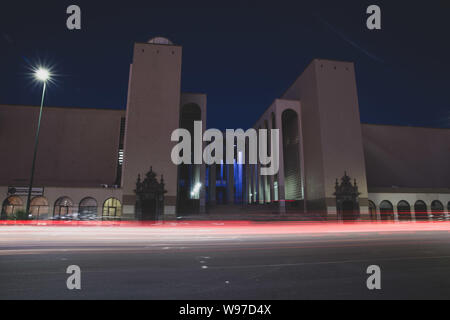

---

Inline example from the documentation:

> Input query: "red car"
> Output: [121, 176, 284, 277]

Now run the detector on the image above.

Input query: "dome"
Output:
[148, 37, 173, 45]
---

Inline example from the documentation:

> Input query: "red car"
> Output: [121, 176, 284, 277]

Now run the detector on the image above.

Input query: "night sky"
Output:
[1, 0, 449, 130]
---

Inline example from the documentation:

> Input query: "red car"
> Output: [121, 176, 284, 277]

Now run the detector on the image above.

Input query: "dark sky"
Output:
[1, 0, 449, 130]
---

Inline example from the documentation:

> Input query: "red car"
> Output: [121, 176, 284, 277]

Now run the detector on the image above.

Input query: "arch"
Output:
[54, 197, 74, 218]
[103, 198, 122, 220]
[1, 196, 24, 219]
[414, 200, 428, 221]
[79, 197, 98, 220]
[281, 109, 302, 200]
[368, 200, 377, 221]
[30, 196, 49, 220]
[431, 200, 445, 221]
[397, 200, 411, 221]
[379, 200, 394, 221]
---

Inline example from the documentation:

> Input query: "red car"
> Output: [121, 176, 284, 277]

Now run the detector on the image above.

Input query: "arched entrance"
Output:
[54, 197, 74, 219]
[103, 198, 122, 220]
[431, 200, 445, 221]
[30, 197, 49, 220]
[397, 201, 411, 221]
[414, 201, 428, 221]
[379, 201, 394, 221]
[79, 197, 98, 220]
[1, 196, 24, 219]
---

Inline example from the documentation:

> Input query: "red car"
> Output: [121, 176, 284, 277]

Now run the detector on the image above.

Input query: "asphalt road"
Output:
[1, 222, 450, 300]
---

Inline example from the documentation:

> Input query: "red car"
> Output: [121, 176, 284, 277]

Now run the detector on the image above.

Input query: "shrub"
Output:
[14, 210, 31, 220]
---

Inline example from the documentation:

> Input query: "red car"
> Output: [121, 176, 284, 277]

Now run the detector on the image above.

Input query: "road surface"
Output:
[1, 221, 450, 299]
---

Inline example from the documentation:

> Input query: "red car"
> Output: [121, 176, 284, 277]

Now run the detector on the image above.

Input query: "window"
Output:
[379, 201, 394, 221]
[103, 198, 122, 220]
[431, 200, 445, 221]
[54, 197, 74, 218]
[79, 197, 98, 220]
[115, 117, 126, 185]
[30, 197, 49, 220]
[414, 201, 428, 221]
[1, 196, 24, 219]
[397, 201, 411, 221]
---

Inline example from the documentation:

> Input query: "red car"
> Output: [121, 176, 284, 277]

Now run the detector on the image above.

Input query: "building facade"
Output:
[1, 37, 449, 221]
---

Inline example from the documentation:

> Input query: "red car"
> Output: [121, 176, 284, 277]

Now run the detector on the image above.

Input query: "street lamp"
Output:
[25, 68, 50, 215]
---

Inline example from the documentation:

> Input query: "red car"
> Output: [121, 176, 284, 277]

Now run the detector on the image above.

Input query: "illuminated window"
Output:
[118, 149, 124, 165]
[103, 198, 122, 220]
[115, 117, 126, 186]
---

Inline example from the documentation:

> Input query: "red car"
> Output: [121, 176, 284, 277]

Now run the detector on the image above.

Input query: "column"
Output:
[444, 202, 450, 220]
[269, 174, 275, 205]
[209, 164, 216, 206]
[244, 162, 250, 204]
[393, 205, 399, 222]
[199, 164, 206, 213]
[275, 109, 286, 214]
[227, 163, 234, 204]
[411, 205, 416, 222]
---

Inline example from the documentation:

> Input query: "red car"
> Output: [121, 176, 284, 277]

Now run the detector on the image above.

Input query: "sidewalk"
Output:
[173, 212, 327, 222]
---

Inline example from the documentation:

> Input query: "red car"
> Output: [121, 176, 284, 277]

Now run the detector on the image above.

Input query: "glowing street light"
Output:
[25, 68, 51, 216]
[35, 68, 50, 82]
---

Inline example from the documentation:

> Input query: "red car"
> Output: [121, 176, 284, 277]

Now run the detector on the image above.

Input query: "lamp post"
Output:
[25, 68, 50, 215]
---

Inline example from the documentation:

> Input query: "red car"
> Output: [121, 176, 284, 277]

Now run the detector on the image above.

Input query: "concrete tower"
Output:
[282, 59, 369, 219]
[122, 37, 182, 219]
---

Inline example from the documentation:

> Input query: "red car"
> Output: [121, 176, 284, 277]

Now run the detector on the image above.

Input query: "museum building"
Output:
[1, 37, 449, 221]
